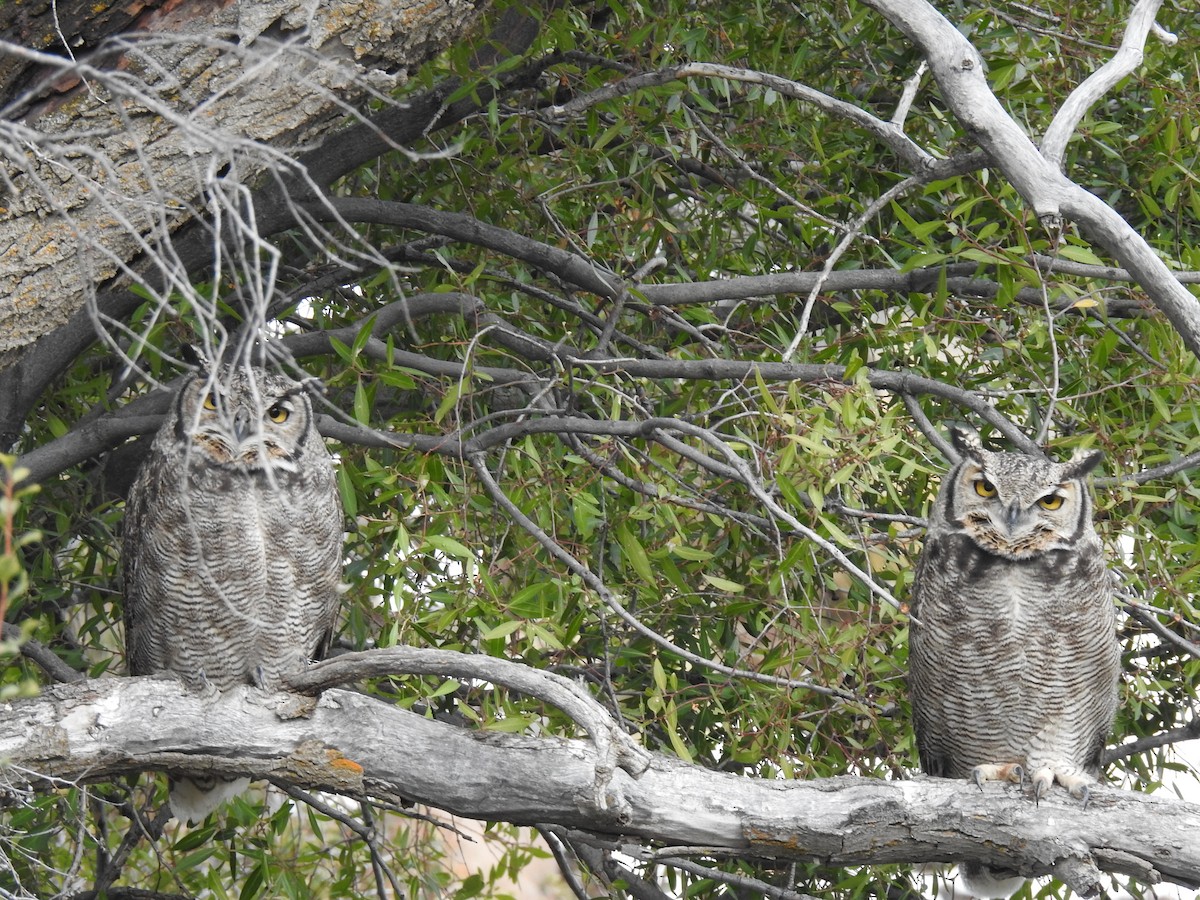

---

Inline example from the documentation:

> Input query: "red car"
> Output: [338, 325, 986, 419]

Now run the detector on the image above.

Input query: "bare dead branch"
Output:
[3, 678, 1197, 892]
[861, 0, 1200, 359]
[543, 62, 934, 172]
[1040, 0, 1165, 169]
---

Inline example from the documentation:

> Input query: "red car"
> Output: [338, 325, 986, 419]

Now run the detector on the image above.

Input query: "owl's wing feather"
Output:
[908, 530, 961, 778]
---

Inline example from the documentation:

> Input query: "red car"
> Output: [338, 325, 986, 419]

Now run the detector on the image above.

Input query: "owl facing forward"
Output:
[908, 427, 1119, 896]
[123, 364, 344, 822]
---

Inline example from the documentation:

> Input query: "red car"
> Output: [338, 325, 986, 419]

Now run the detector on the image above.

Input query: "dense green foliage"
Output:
[4, 0, 1200, 897]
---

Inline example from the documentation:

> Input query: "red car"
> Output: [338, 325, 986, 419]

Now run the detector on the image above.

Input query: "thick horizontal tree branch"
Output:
[14, 280, 1194, 490]
[13, 411, 164, 490]
[1031, 253, 1200, 285]
[1105, 718, 1200, 764]
[304, 197, 625, 300]
[21, 376, 1017, 501]
[286, 647, 652, 803]
[1, 624, 86, 685]
[3, 675, 1197, 895]
[23, 304, 1200, 490]
[278, 292, 1035, 452]
[639, 266, 1153, 318]
[21, 350, 1181, 486]
[301, 196, 1166, 324]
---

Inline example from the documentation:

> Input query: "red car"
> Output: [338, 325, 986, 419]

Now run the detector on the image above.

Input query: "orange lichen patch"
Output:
[401, 0, 444, 28]
[328, 754, 365, 776]
[284, 741, 366, 789]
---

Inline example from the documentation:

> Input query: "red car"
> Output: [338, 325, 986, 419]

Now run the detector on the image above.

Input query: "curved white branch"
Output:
[285, 646, 652, 809]
[891, 60, 928, 127]
[1041, 0, 1164, 169]
[860, 0, 1200, 359]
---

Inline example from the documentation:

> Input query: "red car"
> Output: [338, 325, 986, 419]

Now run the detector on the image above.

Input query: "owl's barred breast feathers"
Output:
[908, 427, 1120, 896]
[122, 364, 344, 822]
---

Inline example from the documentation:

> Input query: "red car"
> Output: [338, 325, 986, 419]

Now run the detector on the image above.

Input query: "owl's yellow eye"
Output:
[973, 477, 997, 498]
[202, 392, 218, 411]
[1038, 494, 1064, 511]
[267, 403, 290, 424]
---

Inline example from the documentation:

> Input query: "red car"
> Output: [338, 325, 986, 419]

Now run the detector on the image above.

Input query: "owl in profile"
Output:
[123, 363, 344, 823]
[908, 426, 1120, 897]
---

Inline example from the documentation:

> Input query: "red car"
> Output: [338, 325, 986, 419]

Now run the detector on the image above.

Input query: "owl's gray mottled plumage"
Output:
[908, 427, 1119, 897]
[123, 365, 344, 823]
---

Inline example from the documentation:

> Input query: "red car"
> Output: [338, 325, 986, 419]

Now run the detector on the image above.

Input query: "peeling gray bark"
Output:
[0, 0, 485, 360]
[3, 675, 1197, 895]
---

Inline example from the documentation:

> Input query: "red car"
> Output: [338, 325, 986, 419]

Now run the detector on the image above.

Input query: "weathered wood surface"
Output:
[2, 673, 1196, 895]
[0, 0, 484, 358]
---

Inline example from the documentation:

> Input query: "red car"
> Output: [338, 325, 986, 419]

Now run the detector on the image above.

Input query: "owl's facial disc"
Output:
[960, 465, 1073, 558]
[191, 390, 301, 471]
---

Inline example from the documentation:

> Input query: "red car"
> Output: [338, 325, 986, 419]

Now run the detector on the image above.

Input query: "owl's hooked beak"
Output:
[1004, 501, 1023, 531]
[233, 408, 253, 444]
[1000, 501, 1041, 540]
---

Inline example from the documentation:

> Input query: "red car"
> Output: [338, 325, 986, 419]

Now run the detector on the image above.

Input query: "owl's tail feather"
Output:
[169, 775, 251, 825]
[960, 862, 1025, 898]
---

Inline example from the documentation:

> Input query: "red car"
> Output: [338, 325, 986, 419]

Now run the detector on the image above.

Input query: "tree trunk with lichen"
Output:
[0, 0, 485, 362]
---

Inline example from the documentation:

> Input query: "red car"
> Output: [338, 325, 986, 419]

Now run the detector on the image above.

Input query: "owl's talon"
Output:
[969, 762, 1022, 790]
[192, 669, 221, 697]
[1031, 767, 1053, 803]
[1056, 769, 1093, 804]
[1076, 783, 1091, 809]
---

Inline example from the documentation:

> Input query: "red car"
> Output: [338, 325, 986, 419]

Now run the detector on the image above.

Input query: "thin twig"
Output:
[467, 450, 865, 703]
[1104, 719, 1200, 764]
[1121, 598, 1200, 660]
[1034, 255, 1062, 445]
[656, 856, 820, 900]
[275, 784, 405, 900]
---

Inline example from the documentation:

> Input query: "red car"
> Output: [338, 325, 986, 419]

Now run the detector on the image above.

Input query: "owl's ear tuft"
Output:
[180, 344, 210, 371]
[948, 424, 984, 461]
[1063, 447, 1103, 480]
